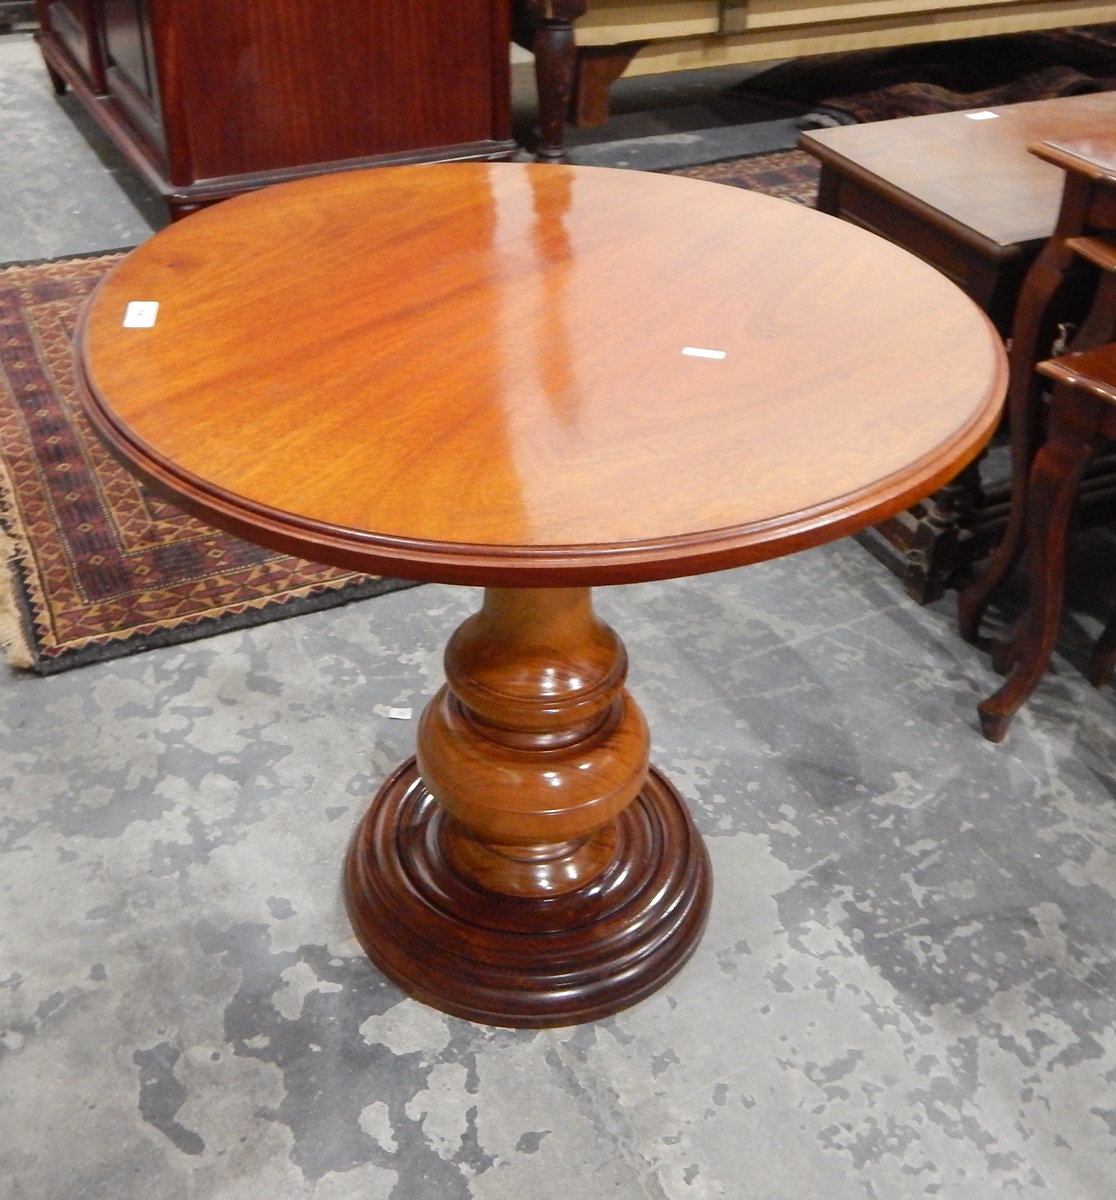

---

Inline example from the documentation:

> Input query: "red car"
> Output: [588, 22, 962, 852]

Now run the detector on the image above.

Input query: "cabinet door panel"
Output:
[45, 0, 102, 84]
[97, 0, 166, 159]
[100, 0, 156, 103]
[162, 0, 509, 179]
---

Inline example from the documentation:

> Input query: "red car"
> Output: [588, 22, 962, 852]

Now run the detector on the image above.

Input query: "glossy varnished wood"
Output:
[79, 162, 1005, 588]
[959, 132, 1116, 654]
[78, 162, 1006, 1026]
[345, 757, 710, 1027]
[345, 588, 710, 1027]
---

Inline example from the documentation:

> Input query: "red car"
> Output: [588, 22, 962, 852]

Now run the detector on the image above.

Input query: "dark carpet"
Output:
[736, 22, 1116, 127]
[670, 149, 820, 204]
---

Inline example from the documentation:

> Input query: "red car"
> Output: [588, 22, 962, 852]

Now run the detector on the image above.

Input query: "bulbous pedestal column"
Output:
[344, 587, 712, 1027]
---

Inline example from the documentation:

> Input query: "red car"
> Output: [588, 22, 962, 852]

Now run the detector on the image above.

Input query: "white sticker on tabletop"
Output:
[964, 111, 999, 120]
[123, 301, 159, 328]
[682, 346, 727, 360]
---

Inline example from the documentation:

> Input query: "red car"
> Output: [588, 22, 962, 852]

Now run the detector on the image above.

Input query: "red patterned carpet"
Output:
[0, 254, 415, 673]
[671, 149, 820, 205]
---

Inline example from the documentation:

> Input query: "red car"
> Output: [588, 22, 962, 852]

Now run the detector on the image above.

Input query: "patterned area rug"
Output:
[0, 254, 417, 673]
[737, 22, 1116, 127]
[670, 150, 820, 205]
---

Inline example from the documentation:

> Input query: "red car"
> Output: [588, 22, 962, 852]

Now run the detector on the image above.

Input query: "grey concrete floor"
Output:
[4, 30, 1116, 1200]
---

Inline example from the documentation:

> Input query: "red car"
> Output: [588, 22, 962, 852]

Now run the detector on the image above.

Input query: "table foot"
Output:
[344, 757, 711, 1028]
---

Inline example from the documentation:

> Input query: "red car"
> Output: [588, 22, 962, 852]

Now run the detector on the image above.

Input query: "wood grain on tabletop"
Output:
[79, 161, 1005, 585]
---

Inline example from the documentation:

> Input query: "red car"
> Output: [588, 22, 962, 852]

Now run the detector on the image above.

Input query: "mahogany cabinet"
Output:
[35, 0, 515, 219]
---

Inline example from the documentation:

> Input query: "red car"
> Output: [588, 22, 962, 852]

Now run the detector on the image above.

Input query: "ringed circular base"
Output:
[343, 757, 712, 1028]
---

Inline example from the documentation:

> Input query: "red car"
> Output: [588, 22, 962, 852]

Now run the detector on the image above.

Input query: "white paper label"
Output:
[123, 301, 159, 328]
[682, 346, 727, 360]
[964, 111, 999, 121]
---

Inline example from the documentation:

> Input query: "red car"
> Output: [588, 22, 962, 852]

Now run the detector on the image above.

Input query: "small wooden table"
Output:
[802, 92, 1116, 334]
[801, 92, 1116, 603]
[76, 163, 1005, 1027]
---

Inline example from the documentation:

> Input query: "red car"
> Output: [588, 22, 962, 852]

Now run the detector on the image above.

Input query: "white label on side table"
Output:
[682, 346, 727, 360]
[123, 301, 159, 328]
[964, 111, 999, 120]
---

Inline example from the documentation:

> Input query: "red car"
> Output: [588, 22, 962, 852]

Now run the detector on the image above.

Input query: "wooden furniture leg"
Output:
[958, 238, 1093, 641]
[573, 42, 646, 127]
[1064, 239, 1116, 347]
[520, 2, 587, 163]
[1054, 245, 1116, 693]
[803, 102, 1116, 604]
[44, 58, 67, 95]
[1088, 610, 1116, 688]
[977, 340, 1116, 740]
[978, 381, 1100, 741]
[344, 587, 711, 1027]
[905, 457, 985, 601]
[959, 140, 1116, 642]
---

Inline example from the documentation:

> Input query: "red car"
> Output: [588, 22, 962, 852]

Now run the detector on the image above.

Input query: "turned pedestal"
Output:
[346, 587, 709, 1026]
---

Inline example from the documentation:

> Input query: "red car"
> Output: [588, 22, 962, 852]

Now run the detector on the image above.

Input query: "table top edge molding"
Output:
[76, 330, 1005, 589]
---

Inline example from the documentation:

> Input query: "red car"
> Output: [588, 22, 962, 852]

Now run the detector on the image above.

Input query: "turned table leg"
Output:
[344, 586, 711, 1027]
[528, 6, 585, 163]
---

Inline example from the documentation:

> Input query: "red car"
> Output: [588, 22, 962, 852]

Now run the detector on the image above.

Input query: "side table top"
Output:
[801, 91, 1116, 251]
[78, 162, 1005, 586]
[1032, 127, 1116, 180]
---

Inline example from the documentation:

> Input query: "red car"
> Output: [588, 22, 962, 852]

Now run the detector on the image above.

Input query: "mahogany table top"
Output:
[78, 162, 1006, 587]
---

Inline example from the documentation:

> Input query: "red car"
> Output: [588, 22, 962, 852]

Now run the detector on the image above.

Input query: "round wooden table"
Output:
[77, 163, 1006, 1028]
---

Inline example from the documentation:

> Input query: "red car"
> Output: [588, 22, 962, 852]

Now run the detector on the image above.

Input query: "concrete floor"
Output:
[4, 30, 1116, 1200]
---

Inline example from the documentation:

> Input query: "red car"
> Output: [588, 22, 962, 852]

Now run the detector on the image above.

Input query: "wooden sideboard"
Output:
[35, 0, 516, 219]
[513, 0, 1116, 160]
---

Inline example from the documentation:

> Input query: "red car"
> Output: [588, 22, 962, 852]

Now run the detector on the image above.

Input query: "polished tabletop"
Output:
[78, 161, 1006, 586]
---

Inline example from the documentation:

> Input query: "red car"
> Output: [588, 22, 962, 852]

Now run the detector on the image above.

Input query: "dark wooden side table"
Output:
[801, 92, 1116, 603]
[76, 163, 1004, 1027]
